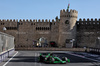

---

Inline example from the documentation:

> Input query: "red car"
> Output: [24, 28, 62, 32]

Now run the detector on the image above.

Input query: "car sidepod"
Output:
[53, 57, 66, 64]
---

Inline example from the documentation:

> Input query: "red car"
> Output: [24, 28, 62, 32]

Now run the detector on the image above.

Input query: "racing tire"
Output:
[39, 56, 44, 62]
[39, 56, 42, 62]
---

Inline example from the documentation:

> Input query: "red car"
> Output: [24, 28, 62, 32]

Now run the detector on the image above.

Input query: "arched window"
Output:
[36, 27, 37, 30]
[12, 27, 14, 30]
[65, 20, 69, 24]
[3, 23, 4, 25]
[40, 27, 41, 30]
[10, 27, 11, 30]
[37, 27, 39, 30]
[54, 23, 55, 25]
[48, 27, 49, 30]
[14, 27, 16, 30]
[44, 27, 45, 30]
[46, 27, 48, 30]
[42, 27, 43, 30]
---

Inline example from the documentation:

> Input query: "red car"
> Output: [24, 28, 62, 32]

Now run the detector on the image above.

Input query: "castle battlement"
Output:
[60, 9, 78, 13]
[60, 9, 78, 18]
[77, 18, 100, 25]
[0, 19, 18, 22]
[78, 18, 100, 22]
[18, 19, 56, 23]
[0, 19, 56, 23]
[19, 19, 32, 22]
[34, 19, 55, 22]
[0, 19, 6, 22]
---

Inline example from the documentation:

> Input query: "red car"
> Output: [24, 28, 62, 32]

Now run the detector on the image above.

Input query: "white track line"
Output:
[3, 51, 18, 66]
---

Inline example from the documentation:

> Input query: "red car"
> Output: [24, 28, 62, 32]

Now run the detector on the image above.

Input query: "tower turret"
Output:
[58, 9, 78, 47]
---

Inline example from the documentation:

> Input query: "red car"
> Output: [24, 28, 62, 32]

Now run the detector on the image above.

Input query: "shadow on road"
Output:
[9, 56, 39, 62]
[50, 53, 96, 63]
[7, 53, 97, 63]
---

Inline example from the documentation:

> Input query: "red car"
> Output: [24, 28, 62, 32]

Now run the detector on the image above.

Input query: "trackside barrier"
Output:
[15, 48, 85, 51]
[89, 48, 100, 54]
[0, 48, 15, 62]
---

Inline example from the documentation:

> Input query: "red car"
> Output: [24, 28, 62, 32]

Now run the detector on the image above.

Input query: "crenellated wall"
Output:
[77, 18, 100, 31]
[0, 19, 60, 47]
[0, 19, 58, 31]
[0, 8, 100, 48]
[76, 18, 100, 48]
[60, 9, 78, 18]
[0, 19, 18, 32]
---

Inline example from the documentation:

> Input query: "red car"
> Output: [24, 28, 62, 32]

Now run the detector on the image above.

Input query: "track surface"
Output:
[1, 51, 100, 66]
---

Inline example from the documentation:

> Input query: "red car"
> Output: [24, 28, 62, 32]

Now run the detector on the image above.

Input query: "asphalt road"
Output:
[1, 51, 100, 66]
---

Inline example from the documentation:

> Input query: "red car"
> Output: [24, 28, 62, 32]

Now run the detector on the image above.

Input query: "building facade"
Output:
[0, 8, 100, 48]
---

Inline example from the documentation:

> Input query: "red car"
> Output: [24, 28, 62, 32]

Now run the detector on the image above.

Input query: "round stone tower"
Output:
[58, 9, 78, 48]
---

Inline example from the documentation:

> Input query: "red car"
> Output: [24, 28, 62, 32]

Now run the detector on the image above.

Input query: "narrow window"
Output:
[37, 27, 39, 30]
[3, 23, 4, 25]
[44, 27, 45, 30]
[46, 27, 47, 30]
[36, 27, 37, 30]
[48, 27, 49, 30]
[54, 23, 55, 25]
[42, 27, 43, 30]
[40, 27, 41, 30]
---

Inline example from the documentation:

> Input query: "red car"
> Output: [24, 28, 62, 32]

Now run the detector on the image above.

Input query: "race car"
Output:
[38, 53, 70, 64]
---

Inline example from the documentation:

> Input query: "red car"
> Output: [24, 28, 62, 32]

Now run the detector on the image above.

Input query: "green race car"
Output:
[38, 53, 70, 64]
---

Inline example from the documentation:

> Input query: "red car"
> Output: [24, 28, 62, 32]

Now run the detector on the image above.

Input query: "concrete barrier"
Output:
[15, 48, 86, 52]
[0, 48, 15, 62]
[0, 32, 15, 53]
